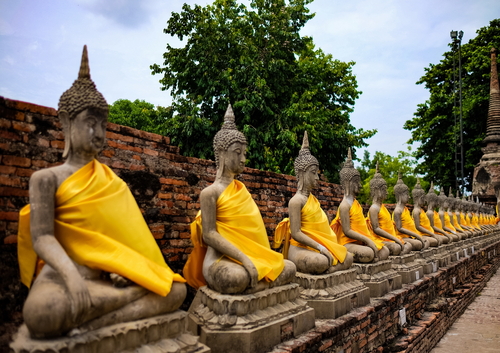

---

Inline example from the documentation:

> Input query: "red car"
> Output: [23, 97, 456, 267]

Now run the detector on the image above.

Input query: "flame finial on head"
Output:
[294, 131, 318, 175]
[339, 147, 359, 185]
[213, 103, 247, 168]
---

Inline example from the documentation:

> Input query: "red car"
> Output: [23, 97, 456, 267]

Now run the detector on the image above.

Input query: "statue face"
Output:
[349, 175, 361, 196]
[398, 190, 409, 204]
[303, 164, 319, 191]
[378, 184, 388, 201]
[442, 198, 449, 209]
[222, 142, 247, 175]
[70, 107, 107, 157]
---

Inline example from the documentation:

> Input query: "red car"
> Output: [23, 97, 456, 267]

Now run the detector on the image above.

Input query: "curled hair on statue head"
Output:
[394, 171, 409, 198]
[213, 104, 247, 169]
[294, 131, 319, 183]
[412, 177, 425, 200]
[339, 147, 360, 187]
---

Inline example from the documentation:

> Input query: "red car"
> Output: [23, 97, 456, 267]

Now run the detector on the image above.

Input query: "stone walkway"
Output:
[431, 267, 500, 353]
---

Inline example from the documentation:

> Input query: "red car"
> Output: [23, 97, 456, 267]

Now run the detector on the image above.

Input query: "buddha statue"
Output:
[438, 187, 459, 242]
[183, 104, 295, 294]
[331, 149, 390, 263]
[392, 173, 431, 250]
[367, 165, 412, 255]
[274, 132, 353, 274]
[17, 46, 186, 339]
[451, 190, 472, 238]
[425, 182, 451, 243]
[411, 179, 441, 246]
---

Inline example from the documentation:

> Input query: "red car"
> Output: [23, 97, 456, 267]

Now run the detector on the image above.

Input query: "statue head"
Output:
[294, 131, 319, 191]
[394, 171, 409, 204]
[448, 187, 457, 211]
[340, 148, 361, 196]
[412, 177, 425, 206]
[438, 187, 448, 209]
[213, 104, 247, 175]
[58, 45, 108, 159]
[369, 162, 387, 202]
[425, 182, 438, 209]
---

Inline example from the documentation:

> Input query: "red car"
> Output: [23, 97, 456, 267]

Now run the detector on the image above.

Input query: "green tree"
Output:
[357, 149, 426, 204]
[404, 19, 500, 192]
[108, 99, 172, 136]
[151, 0, 375, 182]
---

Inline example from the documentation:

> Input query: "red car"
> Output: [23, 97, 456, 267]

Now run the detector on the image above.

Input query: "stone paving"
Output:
[431, 268, 500, 353]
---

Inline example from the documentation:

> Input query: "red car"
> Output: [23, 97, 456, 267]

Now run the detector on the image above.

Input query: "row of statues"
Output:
[13, 46, 499, 353]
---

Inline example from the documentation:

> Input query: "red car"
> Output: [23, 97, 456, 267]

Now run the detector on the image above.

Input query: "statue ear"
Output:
[216, 153, 225, 180]
[297, 171, 304, 191]
[59, 110, 71, 159]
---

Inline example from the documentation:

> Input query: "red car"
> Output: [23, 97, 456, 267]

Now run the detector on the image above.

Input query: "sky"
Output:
[1, 0, 499, 161]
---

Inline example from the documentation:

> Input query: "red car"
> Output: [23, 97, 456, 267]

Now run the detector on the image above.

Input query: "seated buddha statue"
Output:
[456, 194, 475, 233]
[367, 165, 412, 255]
[183, 105, 295, 294]
[467, 197, 482, 233]
[17, 46, 186, 338]
[331, 149, 390, 263]
[437, 187, 459, 242]
[274, 132, 353, 274]
[411, 179, 441, 246]
[392, 173, 431, 250]
[451, 190, 471, 238]
[425, 183, 452, 243]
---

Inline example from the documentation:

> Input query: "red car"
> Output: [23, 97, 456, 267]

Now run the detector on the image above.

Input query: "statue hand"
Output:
[66, 275, 92, 324]
[318, 244, 333, 265]
[242, 258, 259, 289]
[110, 273, 131, 287]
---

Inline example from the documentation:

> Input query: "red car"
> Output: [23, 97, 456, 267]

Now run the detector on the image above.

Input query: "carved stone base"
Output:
[10, 310, 210, 353]
[352, 260, 402, 298]
[187, 284, 315, 353]
[293, 268, 370, 319]
[413, 248, 438, 274]
[389, 254, 424, 284]
[434, 245, 451, 267]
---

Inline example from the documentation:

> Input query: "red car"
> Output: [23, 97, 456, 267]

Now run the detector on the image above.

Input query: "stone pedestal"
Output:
[434, 245, 451, 267]
[293, 268, 370, 319]
[390, 254, 424, 284]
[413, 248, 438, 274]
[187, 284, 315, 353]
[352, 260, 402, 298]
[10, 310, 210, 353]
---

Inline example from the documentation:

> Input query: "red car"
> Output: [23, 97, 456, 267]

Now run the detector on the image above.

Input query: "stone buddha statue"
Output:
[451, 190, 472, 238]
[367, 165, 412, 255]
[425, 182, 451, 243]
[392, 173, 431, 250]
[17, 46, 186, 339]
[331, 149, 390, 263]
[183, 104, 295, 294]
[275, 132, 353, 274]
[411, 178, 441, 246]
[437, 187, 459, 242]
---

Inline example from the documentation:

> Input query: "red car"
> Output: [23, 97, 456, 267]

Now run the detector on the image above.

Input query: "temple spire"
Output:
[484, 48, 500, 143]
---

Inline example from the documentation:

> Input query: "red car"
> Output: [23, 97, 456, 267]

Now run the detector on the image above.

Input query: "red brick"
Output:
[164, 136, 170, 144]
[38, 138, 50, 148]
[5, 99, 57, 116]
[0, 212, 19, 221]
[159, 178, 187, 186]
[0, 118, 12, 129]
[158, 193, 173, 200]
[132, 155, 141, 161]
[7, 221, 18, 231]
[0, 166, 16, 174]
[0, 187, 29, 197]
[107, 140, 142, 153]
[32, 159, 49, 168]
[2, 155, 31, 167]
[4, 234, 18, 244]
[50, 140, 65, 149]
[0, 142, 10, 150]
[129, 164, 145, 171]
[12, 121, 35, 132]
[15, 111, 25, 121]
[143, 148, 158, 156]
[0, 175, 21, 187]
[175, 194, 192, 201]
[111, 161, 128, 169]
[0, 130, 22, 141]
[49, 130, 65, 139]
[16, 168, 34, 177]
[101, 149, 115, 158]
[139, 130, 163, 143]
[106, 131, 134, 143]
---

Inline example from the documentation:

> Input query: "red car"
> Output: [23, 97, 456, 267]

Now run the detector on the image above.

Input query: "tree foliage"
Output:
[357, 149, 428, 205]
[151, 0, 375, 182]
[108, 99, 172, 136]
[404, 19, 500, 192]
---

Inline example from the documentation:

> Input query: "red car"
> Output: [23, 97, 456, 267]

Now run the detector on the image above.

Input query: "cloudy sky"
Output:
[1, 0, 498, 160]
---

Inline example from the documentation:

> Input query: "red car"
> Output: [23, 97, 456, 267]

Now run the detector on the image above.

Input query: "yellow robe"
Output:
[460, 213, 468, 227]
[433, 211, 448, 233]
[418, 209, 435, 234]
[17, 160, 185, 296]
[393, 207, 420, 237]
[452, 214, 464, 231]
[330, 199, 384, 250]
[366, 204, 405, 243]
[444, 213, 457, 232]
[465, 214, 472, 227]
[183, 180, 284, 289]
[274, 194, 347, 265]
[471, 214, 480, 229]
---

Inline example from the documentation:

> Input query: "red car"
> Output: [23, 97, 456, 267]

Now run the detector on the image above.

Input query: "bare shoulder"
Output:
[30, 168, 58, 190]
[288, 193, 306, 210]
[200, 183, 222, 203]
